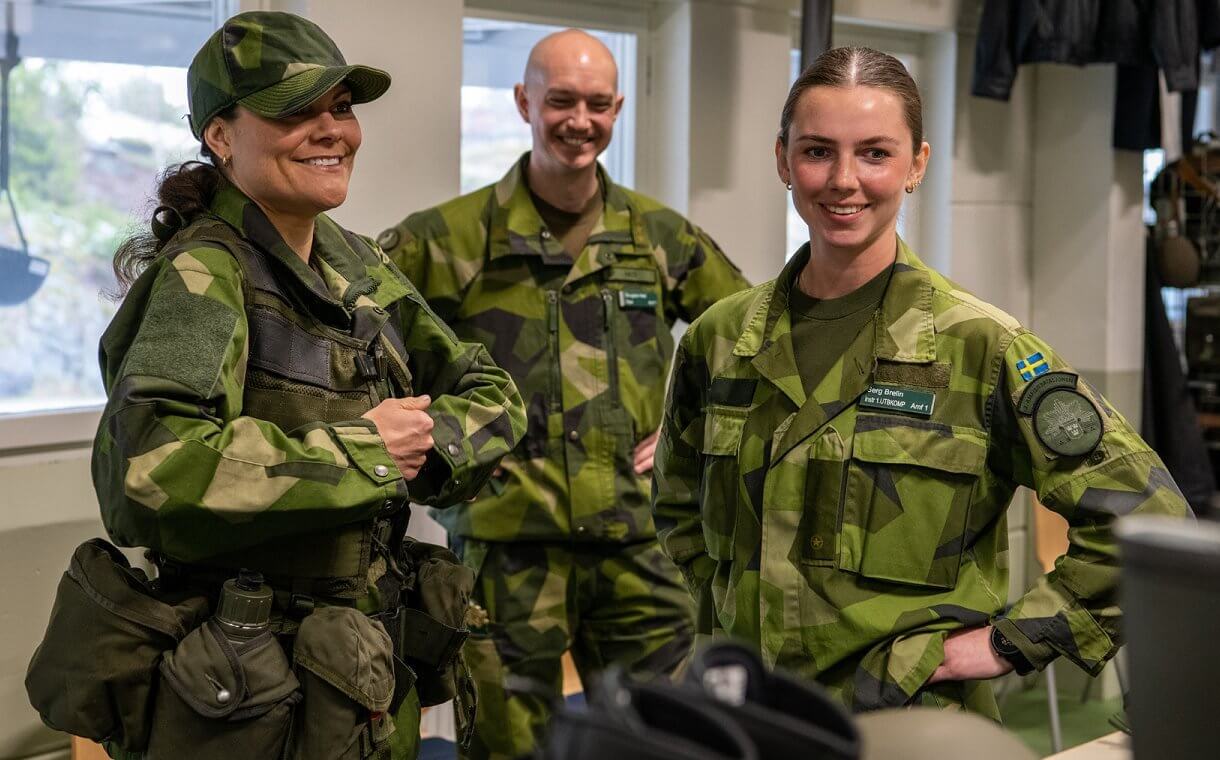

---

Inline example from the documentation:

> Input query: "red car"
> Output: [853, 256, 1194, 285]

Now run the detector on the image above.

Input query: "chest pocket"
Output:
[600, 260, 669, 432]
[699, 404, 747, 560]
[838, 417, 986, 590]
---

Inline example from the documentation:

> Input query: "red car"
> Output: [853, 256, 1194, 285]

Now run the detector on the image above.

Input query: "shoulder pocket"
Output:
[840, 418, 986, 589]
[699, 404, 748, 559]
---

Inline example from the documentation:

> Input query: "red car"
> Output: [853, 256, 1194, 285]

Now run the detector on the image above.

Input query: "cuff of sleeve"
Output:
[991, 616, 1058, 672]
[428, 411, 470, 481]
[992, 599, 1116, 676]
[331, 420, 403, 486]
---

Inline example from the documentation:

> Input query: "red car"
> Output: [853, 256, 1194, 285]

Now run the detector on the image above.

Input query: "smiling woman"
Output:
[201, 85, 362, 258]
[62, 10, 526, 760]
[652, 45, 1191, 721]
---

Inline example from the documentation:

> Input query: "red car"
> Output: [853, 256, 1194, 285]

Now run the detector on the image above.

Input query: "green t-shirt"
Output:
[789, 264, 893, 394]
[529, 184, 605, 260]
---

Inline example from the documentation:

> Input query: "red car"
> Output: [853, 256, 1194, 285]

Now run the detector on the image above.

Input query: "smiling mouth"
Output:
[297, 156, 343, 167]
[822, 203, 868, 216]
[559, 135, 592, 147]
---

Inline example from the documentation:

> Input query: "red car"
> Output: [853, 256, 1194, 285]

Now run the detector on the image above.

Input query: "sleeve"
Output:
[987, 331, 1193, 675]
[93, 245, 408, 563]
[970, 0, 1020, 100]
[665, 218, 751, 325]
[378, 208, 477, 322]
[652, 334, 716, 603]
[1150, 0, 1199, 92]
[395, 289, 526, 507]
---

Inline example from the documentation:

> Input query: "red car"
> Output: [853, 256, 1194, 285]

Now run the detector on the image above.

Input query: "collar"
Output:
[209, 182, 408, 314]
[733, 238, 936, 364]
[487, 153, 650, 280]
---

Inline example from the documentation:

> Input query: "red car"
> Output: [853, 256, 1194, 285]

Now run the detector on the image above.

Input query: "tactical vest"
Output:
[175, 218, 413, 601]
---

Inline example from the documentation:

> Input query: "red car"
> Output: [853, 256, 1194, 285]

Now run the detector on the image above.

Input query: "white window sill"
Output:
[0, 406, 102, 459]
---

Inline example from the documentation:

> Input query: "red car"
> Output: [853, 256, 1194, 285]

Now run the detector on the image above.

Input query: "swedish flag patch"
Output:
[1016, 352, 1049, 381]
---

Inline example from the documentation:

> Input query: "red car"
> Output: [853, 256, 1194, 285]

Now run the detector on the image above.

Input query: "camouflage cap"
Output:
[187, 11, 391, 139]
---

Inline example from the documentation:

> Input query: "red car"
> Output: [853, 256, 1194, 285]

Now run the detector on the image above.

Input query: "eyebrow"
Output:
[545, 87, 614, 100]
[796, 134, 901, 146]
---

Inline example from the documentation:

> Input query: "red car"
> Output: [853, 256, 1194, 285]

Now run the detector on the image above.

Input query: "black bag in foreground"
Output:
[541, 672, 758, 760]
[539, 640, 862, 760]
[684, 640, 860, 760]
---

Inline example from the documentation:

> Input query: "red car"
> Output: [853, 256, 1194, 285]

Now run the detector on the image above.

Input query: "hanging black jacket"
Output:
[972, 0, 1201, 101]
[1142, 234, 1215, 516]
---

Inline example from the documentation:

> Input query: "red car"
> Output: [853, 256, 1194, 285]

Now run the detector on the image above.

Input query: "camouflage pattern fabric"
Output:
[93, 182, 525, 760]
[456, 537, 694, 760]
[653, 240, 1191, 716]
[380, 154, 746, 758]
[380, 154, 751, 543]
[187, 10, 390, 139]
[95, 181, 524, 564]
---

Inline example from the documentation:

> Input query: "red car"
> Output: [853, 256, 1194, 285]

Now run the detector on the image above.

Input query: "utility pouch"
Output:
[286, 606, 397, 760]
[24, 538, 209, 751]
[146, 621, 301, 759]
[394, 538, 475, 708]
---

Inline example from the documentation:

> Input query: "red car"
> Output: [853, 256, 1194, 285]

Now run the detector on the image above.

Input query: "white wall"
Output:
[685, 1, 792, 283]
[0, 451, 102, 760]
[258, 0, 464, 233]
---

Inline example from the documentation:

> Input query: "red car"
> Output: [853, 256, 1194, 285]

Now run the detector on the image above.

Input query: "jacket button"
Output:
[576, 526, 587, 534]
[448, 442, 460, 457]
[541, 229, 552, 239]
[568, 430, 579, 441]
[374, 464, 389, 477]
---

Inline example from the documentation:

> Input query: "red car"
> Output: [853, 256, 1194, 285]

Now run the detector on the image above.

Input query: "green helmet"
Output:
[186, 11, 391, 139]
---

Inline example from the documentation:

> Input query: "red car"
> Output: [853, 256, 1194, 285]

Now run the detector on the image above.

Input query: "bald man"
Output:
[378, 30, 749, 758]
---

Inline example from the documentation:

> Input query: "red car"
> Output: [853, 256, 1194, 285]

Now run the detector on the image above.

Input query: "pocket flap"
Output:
[293, 606, 395, 713]
[851, 423, 986, 476]
[68, 538, 203, 639]
[159, 622, 299, 720]
[701, 404, 748, 456]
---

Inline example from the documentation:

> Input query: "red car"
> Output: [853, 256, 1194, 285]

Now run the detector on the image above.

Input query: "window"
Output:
[0, 1, 231, 419]
[461, 16, 637, 193]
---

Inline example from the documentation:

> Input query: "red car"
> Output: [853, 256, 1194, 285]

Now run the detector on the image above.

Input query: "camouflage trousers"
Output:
[454, 537, 695, 760]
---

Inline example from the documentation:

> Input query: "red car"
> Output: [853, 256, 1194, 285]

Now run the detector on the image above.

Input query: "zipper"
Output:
[601, 288, 620, 406]
[547, 290, 562, 412]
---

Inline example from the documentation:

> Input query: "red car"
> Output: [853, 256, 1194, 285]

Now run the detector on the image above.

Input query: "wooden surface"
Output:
[1044, 731, 1130, 759]
[71, 736, 109, 760]
[1034, 497, 1070, 574]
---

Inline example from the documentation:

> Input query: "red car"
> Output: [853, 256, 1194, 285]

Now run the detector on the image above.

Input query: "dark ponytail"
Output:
[111, 108, 233, 294]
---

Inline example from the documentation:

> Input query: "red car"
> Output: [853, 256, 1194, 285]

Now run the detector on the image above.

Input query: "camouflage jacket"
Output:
[93, 182, 525, 566]
[653, 241, 1190, 713]
[380, 154, 750, 543]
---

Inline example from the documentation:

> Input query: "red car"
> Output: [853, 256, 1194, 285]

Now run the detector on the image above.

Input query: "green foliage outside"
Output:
[0, 60, 196, 411]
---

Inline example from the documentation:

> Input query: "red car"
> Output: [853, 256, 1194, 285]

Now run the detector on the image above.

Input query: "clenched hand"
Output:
[362, 395, 435, 480]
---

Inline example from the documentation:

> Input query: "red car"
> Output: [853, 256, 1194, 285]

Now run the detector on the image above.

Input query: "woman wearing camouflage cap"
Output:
[95, 11, 524, 759]
[653, 47, 1189, 719]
